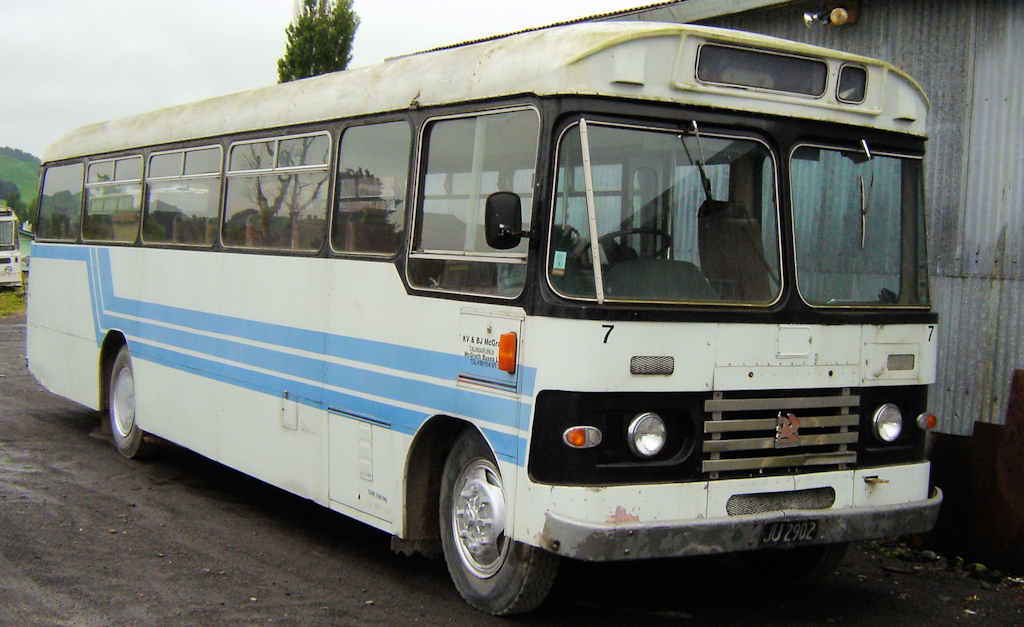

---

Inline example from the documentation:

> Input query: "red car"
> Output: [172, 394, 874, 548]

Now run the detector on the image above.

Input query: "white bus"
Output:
[0, 207, 21, 288]
[29, 22, 941, 615]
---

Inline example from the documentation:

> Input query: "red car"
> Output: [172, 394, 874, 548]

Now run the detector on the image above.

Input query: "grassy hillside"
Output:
[0, 279, 26, 317]
[0, 147, 42, 202]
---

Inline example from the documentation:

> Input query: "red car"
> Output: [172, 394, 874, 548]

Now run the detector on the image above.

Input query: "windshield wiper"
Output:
[682, 120, 715, 203]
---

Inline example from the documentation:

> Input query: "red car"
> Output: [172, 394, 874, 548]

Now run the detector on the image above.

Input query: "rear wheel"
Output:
[108, 346, 155, 459]
[440, 430, 558, 615]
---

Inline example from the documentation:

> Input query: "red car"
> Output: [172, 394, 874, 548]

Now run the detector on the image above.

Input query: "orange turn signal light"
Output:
[563, 426, 602, 449]
[498, 332, 517, 374]
[916, 412, 938, 430]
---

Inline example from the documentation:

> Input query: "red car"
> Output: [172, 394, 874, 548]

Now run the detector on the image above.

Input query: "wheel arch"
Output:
[98, 330, 128, 412]
[401, 415, 497, 543]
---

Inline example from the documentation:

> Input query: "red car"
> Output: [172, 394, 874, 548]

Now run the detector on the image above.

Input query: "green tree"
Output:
[2, 187, 27, 224]
[277, 0, 359, 83]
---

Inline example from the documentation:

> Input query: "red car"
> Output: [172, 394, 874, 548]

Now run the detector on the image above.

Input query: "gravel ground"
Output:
[1, 313, 1021, 625]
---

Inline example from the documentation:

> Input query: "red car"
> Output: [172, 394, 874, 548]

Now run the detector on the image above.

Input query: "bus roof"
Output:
[44, 22, 928, 162]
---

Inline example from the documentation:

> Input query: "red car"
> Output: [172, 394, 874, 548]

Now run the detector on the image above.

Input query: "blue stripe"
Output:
[32, 243, 532, 462]
[130, 341, 520, 460]
[105, 312, 529, 421]
[93, 247, 492, 385]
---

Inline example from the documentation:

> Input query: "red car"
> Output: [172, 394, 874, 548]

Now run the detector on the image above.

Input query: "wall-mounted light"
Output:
[803, 5, 856, 28]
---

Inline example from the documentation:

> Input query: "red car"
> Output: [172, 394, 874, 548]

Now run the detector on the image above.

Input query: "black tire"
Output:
[742, 541, 849, 581]
[108, 346, 155, 459]
[439, 429, 559, 615]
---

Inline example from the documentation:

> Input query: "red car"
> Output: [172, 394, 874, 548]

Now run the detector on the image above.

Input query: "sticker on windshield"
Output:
[552, 250, 567, 276]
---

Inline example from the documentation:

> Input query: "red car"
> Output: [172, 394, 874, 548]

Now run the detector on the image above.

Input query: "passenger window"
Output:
[223, 133, 330, 251]
[279, 135, 330, 167]
[409, 109, 538, 297]
[229, 141, 275, 171]
[149, 153, 183, 178]
[143, 147, 222, 246]
[38, 163, 84, 240]
[84, 157, 142, 243]
[332, 121, 411, 255]
[184, 147, 222, 175]
[114, 157, 142, 181]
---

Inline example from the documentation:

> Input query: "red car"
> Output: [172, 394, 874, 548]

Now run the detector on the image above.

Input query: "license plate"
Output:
[761, 520, 818, 545]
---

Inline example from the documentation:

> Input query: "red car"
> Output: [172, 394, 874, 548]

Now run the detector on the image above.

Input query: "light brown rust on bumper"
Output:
[539, 487, 942, 561]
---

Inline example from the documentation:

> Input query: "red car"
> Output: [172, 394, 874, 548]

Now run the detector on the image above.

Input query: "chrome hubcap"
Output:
[111, 366, 135, 438]
[452, 458, 508, 578]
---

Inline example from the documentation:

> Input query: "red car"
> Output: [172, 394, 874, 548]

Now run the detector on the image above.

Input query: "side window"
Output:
[38, 163, 84, 240]
[83, 156, 142, 243]
[144, 146, 222, 246]
[332, 121, 411, 255]
[223, 133, 330, 251]
[409, 109, 538, 297]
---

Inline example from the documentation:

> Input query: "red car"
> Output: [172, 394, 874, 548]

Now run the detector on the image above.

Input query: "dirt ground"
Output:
[1, 313, 1021, 625]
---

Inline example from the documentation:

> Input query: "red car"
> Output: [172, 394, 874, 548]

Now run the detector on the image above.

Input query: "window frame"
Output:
[695, 42, 829, 99]
[788, 141, 928, 310]
[329, 117, 414, 258]
[405, 104, 542, 300]
[836, 63, 869, 104]
[36, 161, 85, 242]
[82, 155, 144, 244]
[227, 131, 331, 174]
[142, 144, 224, 248]
[544, 116, 784, 307]
[222, 130, 333, 253]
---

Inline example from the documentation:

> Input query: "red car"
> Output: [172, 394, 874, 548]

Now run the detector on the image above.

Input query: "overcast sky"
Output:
[1, 0, 653, 160]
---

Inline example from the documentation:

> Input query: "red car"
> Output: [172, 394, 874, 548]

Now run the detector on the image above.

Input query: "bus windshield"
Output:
[548, 121, 782, 304]
[791, 145, 928, 307]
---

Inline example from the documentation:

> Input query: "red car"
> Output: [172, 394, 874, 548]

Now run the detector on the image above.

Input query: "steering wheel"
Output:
[597, 227, 673, 261]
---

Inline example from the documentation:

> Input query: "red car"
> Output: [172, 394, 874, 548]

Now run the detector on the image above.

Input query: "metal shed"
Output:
[597, 0, 1023, 436]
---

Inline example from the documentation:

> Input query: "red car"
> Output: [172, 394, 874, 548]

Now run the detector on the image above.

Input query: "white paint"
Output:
[23, 20, 936, 561]
[44, 22, 928, 162]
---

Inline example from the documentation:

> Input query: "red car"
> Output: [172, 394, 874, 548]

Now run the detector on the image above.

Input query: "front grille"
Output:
[726, 487, 836, 516]
[702, 388, 859, 478]
[0, 258, 10, 265]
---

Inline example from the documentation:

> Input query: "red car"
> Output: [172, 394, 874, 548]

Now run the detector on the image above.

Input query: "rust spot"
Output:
[534, 531, 561, 553]
[607, 506, 639, 523]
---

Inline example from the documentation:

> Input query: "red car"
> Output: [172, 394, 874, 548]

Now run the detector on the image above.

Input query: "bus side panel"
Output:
[26, 250, 102, 410]
[323, 259, 436, 532]
[321, 259, 529, 537]
[108, 247, 331, 506]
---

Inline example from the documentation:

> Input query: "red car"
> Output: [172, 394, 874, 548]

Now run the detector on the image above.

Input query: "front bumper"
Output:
[539, 486, 942, 561]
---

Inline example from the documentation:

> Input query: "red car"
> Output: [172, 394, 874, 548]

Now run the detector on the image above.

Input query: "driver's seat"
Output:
[698, 201, 771, 301]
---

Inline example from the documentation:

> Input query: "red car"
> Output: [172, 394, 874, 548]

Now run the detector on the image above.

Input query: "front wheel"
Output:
[108, 346, 155, 459]
[439, 430, 558, 615]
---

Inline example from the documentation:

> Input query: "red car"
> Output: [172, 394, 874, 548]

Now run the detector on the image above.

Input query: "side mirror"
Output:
[484, 191, 527, 250]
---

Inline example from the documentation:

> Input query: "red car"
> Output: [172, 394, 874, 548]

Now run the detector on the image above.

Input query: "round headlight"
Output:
[872, 403, 903, 442]
[627, 412, 666, 457]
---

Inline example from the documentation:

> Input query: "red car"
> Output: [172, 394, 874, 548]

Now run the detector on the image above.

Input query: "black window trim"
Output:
[328, 116, 415, 259]
[404, 103, 542, 301]
[836, 63, 869, 105]
[35, 161, 86, 243]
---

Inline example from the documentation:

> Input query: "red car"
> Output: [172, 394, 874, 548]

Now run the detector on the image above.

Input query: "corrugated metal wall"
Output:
[623, 0, 1024, 434]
